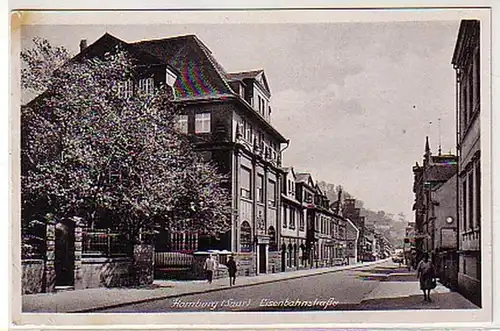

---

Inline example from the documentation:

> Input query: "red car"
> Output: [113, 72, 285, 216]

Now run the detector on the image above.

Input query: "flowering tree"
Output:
[21, 38, 231, 245]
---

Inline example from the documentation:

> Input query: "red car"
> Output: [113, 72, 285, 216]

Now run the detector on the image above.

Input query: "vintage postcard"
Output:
[10, 6, 494, 329]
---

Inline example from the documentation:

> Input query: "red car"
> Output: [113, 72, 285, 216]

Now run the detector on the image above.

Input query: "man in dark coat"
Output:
[226, 255, 237, 286]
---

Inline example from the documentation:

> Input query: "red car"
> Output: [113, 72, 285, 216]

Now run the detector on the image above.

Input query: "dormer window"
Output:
[117, 79, 133, 99]
[138, 77, 154, 95]
[166, 69, 177, 87]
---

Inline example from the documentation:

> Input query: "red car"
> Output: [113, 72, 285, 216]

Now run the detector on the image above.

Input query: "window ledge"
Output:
[240, 197, 253, 203]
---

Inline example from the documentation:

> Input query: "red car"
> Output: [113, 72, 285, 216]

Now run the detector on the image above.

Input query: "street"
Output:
[101, 261, 478, 312]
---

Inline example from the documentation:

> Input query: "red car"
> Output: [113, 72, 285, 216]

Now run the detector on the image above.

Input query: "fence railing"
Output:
[155, 251, 194, 268]
[82, 229, 131, 257]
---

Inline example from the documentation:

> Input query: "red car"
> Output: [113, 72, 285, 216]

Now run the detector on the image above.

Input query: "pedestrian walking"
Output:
[226, 255, 237, 286]
[204, 254, 216, 284]
[417, 252, 436, 302]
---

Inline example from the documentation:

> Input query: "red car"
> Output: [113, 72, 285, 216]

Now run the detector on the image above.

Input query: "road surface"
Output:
[102, 261, 475, 312]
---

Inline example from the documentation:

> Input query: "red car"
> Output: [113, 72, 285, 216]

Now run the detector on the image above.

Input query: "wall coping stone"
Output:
[81, 256, 132, 264]
[22, 259, 44, 264]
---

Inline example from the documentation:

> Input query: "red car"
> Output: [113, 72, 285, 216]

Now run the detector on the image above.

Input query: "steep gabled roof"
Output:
[226, 69, 271, 96]
[281, 166, 297, 180]
[74, 33, 165, 67]
[132, 35, 234, 100]
[296, 172, 316, 188]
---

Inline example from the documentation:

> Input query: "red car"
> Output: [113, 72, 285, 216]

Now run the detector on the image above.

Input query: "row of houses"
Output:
[408, 19, 481, 307]
[21, 31, 394, 293]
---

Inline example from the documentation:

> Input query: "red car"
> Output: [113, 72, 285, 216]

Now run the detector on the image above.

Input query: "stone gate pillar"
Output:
[44, 214, 56, 293]
[73, 218, 84, 289]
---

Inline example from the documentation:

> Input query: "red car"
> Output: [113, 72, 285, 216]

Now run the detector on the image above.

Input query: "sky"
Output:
[21, 20, 461, 221]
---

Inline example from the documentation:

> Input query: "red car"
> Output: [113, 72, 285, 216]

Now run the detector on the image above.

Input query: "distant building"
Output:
[343, 198, 365, 262]
[344, 218, 360, 264]
[280, 167, 306, 270]
[295, 173, 318, 267]
[430, 173, 458, 288]
[412, 137, 458, 266]
[452, 19, 481, 307]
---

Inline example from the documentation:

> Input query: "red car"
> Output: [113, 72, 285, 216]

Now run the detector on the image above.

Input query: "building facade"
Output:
[430, 174, 458, 288]
[412, 137, 458, 265]
[280, 167, 307, 270]
[344, 218, 360, 264]
[64, 33, 289, 276]
[451, 19, 481, 306]
[342, 198, 365, 262]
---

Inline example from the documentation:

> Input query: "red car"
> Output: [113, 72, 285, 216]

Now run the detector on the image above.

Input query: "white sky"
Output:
[21, 20, 461, 220]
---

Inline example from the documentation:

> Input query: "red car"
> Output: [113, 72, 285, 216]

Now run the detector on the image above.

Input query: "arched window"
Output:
[240, 221, 252, 252]
[268, 226, 277, 251]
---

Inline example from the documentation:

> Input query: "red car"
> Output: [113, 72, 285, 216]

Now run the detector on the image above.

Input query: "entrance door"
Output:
[55, 221, 75, 286]
[259, 244, 267, 274]
[281, 245, 286, 272]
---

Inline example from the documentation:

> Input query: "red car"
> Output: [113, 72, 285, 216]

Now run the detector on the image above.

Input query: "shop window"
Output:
[240, 221, 252, 252]
[268, 226, 277, 251]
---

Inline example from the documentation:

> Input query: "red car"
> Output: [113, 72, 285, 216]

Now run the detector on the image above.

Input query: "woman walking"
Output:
[417, 253, 436, 302]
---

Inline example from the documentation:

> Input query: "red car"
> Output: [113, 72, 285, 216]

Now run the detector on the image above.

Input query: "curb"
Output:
[72, 259, 388, 313]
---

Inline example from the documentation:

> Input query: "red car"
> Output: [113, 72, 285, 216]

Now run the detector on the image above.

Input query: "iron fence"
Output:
[155, 251, 194, 267]
[82, 229, 132, 257]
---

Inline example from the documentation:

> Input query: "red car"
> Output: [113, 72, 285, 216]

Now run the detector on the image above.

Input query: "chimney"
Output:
[79, 39, 87, 53]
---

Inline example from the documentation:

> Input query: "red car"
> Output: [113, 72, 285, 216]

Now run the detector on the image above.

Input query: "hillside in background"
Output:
[318, 181, 407, 248]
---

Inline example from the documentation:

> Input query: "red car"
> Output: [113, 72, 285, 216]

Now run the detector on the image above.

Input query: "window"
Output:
[242, 120, 247, 140]
[138, 77, 154, 95]
[247, 124, 253, 142]
[240, 167, 252, 199]
[166, 69, 177, 87]
[476, 161, 481, 229]
[462, 179, 467, 231]
[268, 180, 276, 208]
[195, 113, 211, 133]
[299, 212, 305, 231]
[257, 174, 264, 203]
[283, 205, 288, 228]
[118, 79, 133, 99]
[176, 115, 188, 134]
[290, 207, 296, 229]
[240, 222, 252, 252]
[461, 73, 468, 129]
[473, 48, 480, 110]
[468, 172, 474, 229]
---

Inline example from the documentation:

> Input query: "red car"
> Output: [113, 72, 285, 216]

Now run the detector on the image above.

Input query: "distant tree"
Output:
[21, 37, 71, 95]
[21, 38, 231, 242]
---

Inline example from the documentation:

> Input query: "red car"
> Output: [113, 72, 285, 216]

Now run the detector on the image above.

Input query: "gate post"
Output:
[44, 214, 56, 293]
[73, 218, 84, 289]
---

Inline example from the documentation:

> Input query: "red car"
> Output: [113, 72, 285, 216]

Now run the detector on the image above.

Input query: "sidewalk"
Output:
[23, 259, 386, 313]
[360, 270, 479, 310]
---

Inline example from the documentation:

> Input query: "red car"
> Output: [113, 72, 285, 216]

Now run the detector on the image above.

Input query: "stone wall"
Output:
[78, 257, 132, 289]
[268, 251, 281, 274]
[234, 252, 255, 277]
[133, 244, 154, 286]
[22, 259, 44, 294]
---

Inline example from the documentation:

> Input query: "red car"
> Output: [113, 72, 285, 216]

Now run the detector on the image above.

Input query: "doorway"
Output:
[55, 221, 75, 287]
[259, 244, 267, 274]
